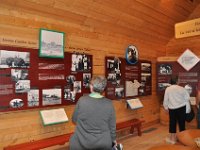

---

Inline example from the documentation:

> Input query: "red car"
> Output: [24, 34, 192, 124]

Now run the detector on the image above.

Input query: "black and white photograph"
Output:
[39, 29, 65, 58]
[107, 73, 116, 82]
[9, 98, 24, 108]
[126, 45, 138, 64]
[64, 88, 76, 102]
[115, 87, 124, 98]
[71, 53, 83, 72]
[115, 69, 121, 85]
[15, 80, 30, 93]
[73, 81, 81, 93]
[158, 64, 172, 75]
[69, 91, 76, 102]
[66, 75, 76, 85]
[141, 73, 151, 82]
[27, 89, 39, 107]
[107, 57, 121, 71]
[64, 88, 71, 100]
[42, 88, 62, 106]
[11, 69, 28, 82]
[0, 50, 30, 68]
[141, 63, 151, 72]
[82, 54, 91, 71]
[83, 73, 91, 88]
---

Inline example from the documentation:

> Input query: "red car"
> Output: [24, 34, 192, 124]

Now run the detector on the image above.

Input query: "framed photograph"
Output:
[125, 45, 139, 64]
[39, 29, 65, 58]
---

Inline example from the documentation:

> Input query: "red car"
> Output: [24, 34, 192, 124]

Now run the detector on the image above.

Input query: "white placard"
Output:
[177, 49, 199, 71]
[40, 108, 68, 126]
[126, 98, 143, 110]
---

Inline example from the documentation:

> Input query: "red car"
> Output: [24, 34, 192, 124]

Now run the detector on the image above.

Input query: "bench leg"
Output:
[130, 126, 134, 134]
[137, 124, 142, 136]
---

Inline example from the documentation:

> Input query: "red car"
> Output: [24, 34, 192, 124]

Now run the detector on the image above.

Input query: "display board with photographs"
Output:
[156, 61, 200, 97]
[0, 46, 92, 112]
[105, 57, 152, 100]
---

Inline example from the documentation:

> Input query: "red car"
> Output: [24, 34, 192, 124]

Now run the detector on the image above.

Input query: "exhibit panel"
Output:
[156, 61, 200, 97]
[105, 56, 152, 100]
[0, 46, 93, 112]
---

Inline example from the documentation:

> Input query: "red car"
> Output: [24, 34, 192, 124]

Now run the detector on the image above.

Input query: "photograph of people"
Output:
[0, 50, 30, 68]
[11, 69, 28, 82]
[66, 75, 76, 85]
[69, 76, 117, 150]
[83, 73, 91, 88]
[126, 45, 138, 64]
[159, 64, 172, 75]
[27, 89, 39, 107]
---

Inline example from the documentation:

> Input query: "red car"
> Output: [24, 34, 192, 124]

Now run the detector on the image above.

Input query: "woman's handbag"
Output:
[186, 107, 195, 122]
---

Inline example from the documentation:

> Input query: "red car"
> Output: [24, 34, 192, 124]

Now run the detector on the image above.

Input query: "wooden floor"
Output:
[42, 123, 195, 150]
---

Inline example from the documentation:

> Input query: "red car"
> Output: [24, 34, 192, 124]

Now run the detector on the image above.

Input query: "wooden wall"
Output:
[0, 1, 170, 149]
[166, 4, 200, 57]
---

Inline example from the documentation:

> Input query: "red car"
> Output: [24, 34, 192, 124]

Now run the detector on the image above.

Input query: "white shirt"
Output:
[163, 85, 190, 111]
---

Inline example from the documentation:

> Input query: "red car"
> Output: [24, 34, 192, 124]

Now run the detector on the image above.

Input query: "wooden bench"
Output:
[4, 132, 73, 150]
[4, 119, 144, 150]
[116, 118, 144, 136]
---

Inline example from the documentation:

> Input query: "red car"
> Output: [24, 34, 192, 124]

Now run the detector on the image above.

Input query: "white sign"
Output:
[177, 49, 199, 71]
[175, 18, 200, 38]
[40, 108, 68, 126]
[126, 98, 143, 110]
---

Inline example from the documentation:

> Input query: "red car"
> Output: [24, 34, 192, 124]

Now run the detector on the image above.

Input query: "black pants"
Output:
[197, 104, 200, 129]
[169, 106, 186, 133]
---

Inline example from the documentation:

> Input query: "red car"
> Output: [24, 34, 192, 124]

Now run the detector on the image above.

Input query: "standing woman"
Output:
[69, 76, 116, 150]
[163, 76, 190, 144]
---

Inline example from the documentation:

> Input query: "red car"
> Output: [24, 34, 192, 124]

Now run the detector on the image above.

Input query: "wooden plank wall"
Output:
[0, 1, 167, 149]
[166, 5, 200, 57]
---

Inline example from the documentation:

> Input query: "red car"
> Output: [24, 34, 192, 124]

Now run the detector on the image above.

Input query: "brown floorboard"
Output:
[42, 123, 196, 150]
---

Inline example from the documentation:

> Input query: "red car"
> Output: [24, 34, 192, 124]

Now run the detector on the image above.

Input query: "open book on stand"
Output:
[126, 98, 143, 110]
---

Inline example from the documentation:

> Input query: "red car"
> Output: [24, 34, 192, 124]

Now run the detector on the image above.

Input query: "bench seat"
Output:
[4, 118, 144, 150]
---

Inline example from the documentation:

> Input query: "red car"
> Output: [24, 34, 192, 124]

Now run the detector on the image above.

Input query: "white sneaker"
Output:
[165, 137, 176, 144]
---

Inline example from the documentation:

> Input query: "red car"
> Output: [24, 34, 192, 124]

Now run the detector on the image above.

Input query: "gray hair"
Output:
[90, 76, 107, 93]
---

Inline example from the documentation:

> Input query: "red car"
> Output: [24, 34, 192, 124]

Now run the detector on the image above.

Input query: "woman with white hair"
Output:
[69, 76, 117, 150]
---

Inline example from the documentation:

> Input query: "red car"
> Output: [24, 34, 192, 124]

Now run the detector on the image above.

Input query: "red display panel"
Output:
[156, 61, 200, 97]
[105, 57, 152, 100]
[0, 46, 92, 112]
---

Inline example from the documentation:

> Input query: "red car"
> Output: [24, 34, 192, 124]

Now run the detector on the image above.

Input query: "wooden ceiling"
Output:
[0, 0, 200, 46]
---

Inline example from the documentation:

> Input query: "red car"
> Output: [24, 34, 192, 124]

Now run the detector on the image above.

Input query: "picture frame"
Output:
[39, 29, 65, 58]
[125, 45, 139, 64]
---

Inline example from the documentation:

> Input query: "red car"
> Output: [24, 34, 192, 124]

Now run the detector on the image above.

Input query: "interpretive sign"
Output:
[0, 46, 93, 112]
[40, 108, 68, 126]
[175, 18, 200, 38]
[126, 98, 143, 110]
